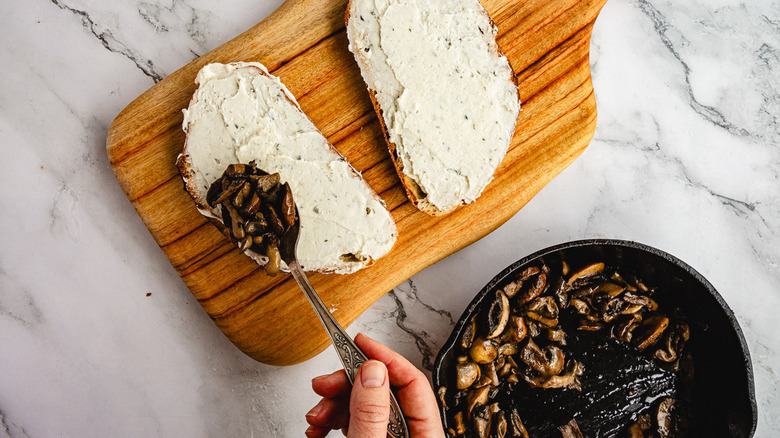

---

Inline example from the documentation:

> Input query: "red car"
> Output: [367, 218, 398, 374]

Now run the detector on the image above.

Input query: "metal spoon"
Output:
[279, 205, 409, 438]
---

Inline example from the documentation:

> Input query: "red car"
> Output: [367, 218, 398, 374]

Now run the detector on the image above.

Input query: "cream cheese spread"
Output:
[347, 0, 520, 213]
[180, 62, 397, 274]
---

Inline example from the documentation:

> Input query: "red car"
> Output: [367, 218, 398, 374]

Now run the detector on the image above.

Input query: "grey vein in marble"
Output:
[0, 408, 30, 438]
[0, 264, 43, 330]
[387, 280, 456, 371]
[50, 0, 164, 83]
[632, 0, 780, 144]
[137, 0, 209, 47]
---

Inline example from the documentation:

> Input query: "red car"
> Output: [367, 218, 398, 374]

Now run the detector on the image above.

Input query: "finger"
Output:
[355, 334, 445, 436]
[312, 369, 351, 398]
[304, 425, 329, 438]
[305, 396, 351, 430]
[347, 360, 390, 438]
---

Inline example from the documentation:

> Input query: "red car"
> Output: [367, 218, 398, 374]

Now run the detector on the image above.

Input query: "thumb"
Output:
[347, 360, 390, 438]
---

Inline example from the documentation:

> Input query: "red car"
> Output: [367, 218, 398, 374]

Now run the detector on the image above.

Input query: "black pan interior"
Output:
[432, 240, 756, 437]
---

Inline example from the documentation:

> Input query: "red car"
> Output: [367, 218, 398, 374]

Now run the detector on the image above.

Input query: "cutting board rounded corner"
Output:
[106, 0, 607, 366]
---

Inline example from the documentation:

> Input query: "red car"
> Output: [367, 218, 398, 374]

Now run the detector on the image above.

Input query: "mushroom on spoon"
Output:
[208, 162, 408, 438]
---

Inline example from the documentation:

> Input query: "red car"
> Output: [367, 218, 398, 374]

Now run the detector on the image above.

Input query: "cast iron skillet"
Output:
[433, 239, 757, 437]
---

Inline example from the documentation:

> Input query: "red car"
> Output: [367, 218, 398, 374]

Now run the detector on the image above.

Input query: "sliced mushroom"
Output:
[566, 262, 605, 286]
[503, 281, 520, 299]
[577, 320, 604, 332]
[242, 191, 262, 216]
[516, 272, 547, 305]
[265, 242, 281, 276]
[557, 418, 585, 438]
[461, 316, 477, 350]
[570, 298, 599, 322]
[500, 316, 528, 344]
[466, 386, 490, 417]
[526, 296, 559, 319]
[545, 328, 567, 345]
[632, 315, 670, 351]
[233, 180, 251, 208]
[525, 311, 558, 328]
[473, 415, 489, 438]
[224, 204, 245, 239]
[437, 386, 447, 409]
[552, 277, 569, 309]
[452, 411, 466, 435]
[483, 362, 500, 387]
[495, 355, 506, 370]
[593, 281, 625, 297]
[281, 182, 296, 227]
[655, 321, 690, 363]
[610, 271, 637, 292]
[210, 177, 245, 207]
[224, 163, 249, 178]
[519, 339, 566, 378]
[498, 361, 514, 377]
[525, 319, 542, 338]
[524, 359, 584, 390]
[570, 286, 596, 299]
[519, 338, 548, 375]
[656, 397, 675, 437]
[543, 345, 566, 376]
[254, 173, 281, 192]
[469, 338, 498, 364]
[612, 314, 642, 343]
[632, 276, 651, 293]
[499, 343, 520, 357]
[264, 204, 285, 236]
[600, 296, 625, 323]
[486, 290, 511, 339]
[510, 409, 530, 438]
[494, 411, 508, 438]
[622, 291, 658, 311]
[456, 361, 481, 389]
[516, 266, 540, 281]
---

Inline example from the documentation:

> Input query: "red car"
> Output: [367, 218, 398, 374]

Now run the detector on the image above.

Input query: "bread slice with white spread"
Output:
[177, 62, 397, 274]
[346, 0, 521, 215]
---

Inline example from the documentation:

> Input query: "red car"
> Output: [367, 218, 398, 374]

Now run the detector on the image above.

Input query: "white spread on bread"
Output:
[179, 62, 396, 274]
[347, 0, 520, 214]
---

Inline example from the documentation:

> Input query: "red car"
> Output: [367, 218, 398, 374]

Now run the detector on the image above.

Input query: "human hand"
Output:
[305, 333, 445, 438]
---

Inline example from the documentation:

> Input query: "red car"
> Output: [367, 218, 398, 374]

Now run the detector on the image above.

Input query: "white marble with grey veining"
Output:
[1, 0, 778, 436]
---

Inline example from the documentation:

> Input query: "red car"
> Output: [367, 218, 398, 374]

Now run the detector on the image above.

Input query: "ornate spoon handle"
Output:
[288, 260, 409, 438]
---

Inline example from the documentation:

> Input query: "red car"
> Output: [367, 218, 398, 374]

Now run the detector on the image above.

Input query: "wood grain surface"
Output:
[106, 0, 607, 365]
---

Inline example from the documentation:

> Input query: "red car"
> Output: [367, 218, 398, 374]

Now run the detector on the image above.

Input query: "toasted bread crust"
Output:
[346, 0, 520, 216]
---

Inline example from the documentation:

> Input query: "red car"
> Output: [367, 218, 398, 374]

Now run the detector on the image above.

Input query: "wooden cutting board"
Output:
[107, 0, 607, 365]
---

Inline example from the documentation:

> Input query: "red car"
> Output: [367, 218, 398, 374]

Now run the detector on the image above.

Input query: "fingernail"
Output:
[306, 399, 324, 417]
[304, 426, 317, 438]
[360, 360, 386, 388]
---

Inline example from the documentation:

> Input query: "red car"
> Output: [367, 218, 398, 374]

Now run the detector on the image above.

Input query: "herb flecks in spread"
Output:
[347, 0, 520, 214]
[207, 162, 297, 276]
[179, 62, 397, 273]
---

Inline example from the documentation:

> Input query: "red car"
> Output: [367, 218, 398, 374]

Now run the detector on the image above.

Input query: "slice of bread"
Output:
[346, 0, 520, 215]
[177, 62, 397, 274]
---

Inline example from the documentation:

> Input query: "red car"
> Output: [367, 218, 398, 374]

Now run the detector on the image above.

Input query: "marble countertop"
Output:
[2, 0, 778, 436]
